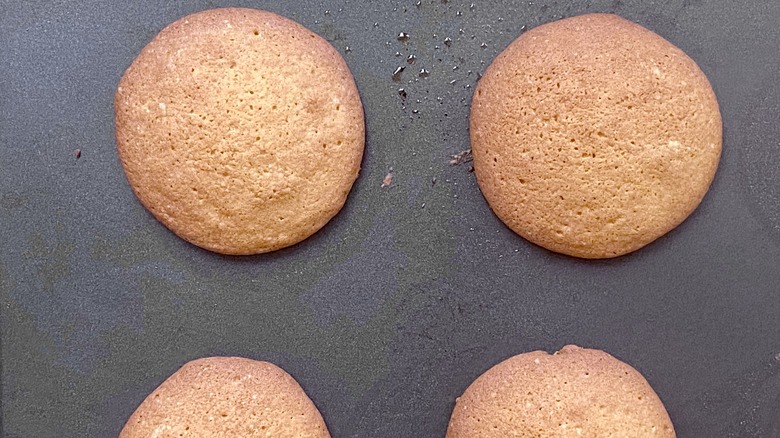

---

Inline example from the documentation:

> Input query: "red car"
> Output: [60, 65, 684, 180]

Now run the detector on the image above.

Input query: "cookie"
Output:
[115, 8, 364, 255]
[471, 13, 721, 258]
[120, 357, 330, 437]
[446, 345, 675, 437]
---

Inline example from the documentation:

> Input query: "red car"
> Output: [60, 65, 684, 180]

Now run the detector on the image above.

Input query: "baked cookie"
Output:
[471, 13, 721, 258]
[115, 8, 364, 255]
[446, 345, 675, 437]
[120, 357, 330, 437]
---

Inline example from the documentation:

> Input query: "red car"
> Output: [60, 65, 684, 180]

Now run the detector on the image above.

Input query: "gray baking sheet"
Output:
[2, 0, 780, 436]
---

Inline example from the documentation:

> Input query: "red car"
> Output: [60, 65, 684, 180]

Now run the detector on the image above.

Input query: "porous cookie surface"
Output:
[446, 345, 675, 437]
[471, 13, 721, 258]
[115, 8, 364, 255]
[120, 357, 330, 437]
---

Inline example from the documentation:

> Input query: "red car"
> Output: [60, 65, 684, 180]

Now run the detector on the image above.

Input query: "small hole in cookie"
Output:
[253, 30, 259, 36]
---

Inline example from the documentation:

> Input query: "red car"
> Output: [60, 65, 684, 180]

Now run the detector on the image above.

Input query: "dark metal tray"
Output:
[2, 0, 779, 436]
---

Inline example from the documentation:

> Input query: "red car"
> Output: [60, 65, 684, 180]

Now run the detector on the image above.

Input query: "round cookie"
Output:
[120, 357, 330, 437]
[471, 13, 721, 258]
[115, 8, 364, 255]
[446, 345, 675, 437]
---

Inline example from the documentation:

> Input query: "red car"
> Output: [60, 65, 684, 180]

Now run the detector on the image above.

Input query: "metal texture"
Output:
[2, 1, 779, 436]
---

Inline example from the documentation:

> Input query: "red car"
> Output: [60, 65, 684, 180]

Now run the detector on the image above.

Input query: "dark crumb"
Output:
[449, 149, 473, 166]
[74, 149, 81, 159]
[468, 165, 474, 172]
[392, 66, 405, 82]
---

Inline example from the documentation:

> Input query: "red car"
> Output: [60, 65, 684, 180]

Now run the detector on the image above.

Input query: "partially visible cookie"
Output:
[447, 345, 675, 437]
[115, 8, 364, 255]
[120, 357, 330, 437]
[471, 13, 721, 258]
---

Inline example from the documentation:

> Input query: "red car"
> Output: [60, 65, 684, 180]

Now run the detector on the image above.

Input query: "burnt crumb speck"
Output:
[392, 66, 406, 81]
[73, 149, 81, 159]
[449, 149, 473, 166]
[398, 88, 408, 101]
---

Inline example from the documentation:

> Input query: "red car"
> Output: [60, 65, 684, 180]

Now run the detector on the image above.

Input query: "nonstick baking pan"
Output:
[2, 0, 779, 436]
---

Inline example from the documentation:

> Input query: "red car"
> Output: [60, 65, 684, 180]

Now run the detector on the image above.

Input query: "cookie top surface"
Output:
[115, 8, 364, 255]
[471, 13, 721, 258]
[120, 357, 330, 438]
[446, 345, 675, 438]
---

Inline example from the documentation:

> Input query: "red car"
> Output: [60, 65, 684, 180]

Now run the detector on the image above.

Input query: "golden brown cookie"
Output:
[120, 357, 330, 437]
[115, 8, 364, 255]
[471, 13, 721, 258]
[446, 345, 675, 437]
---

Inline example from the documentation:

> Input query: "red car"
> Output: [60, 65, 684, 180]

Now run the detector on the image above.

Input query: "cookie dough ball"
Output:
[115, 8, 364, 255]
[120, 357, 330, 437]
[447, 345, 675, 437]
[471, 13, 721, 258]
